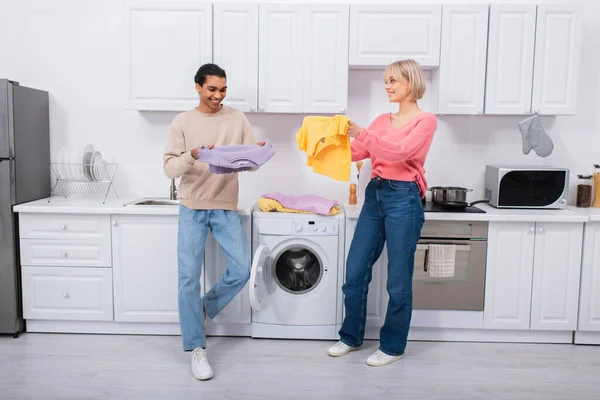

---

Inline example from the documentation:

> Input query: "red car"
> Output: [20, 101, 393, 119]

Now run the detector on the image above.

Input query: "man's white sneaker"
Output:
[191, 347, 214, 380]
[327, 341, 361, 357]
[366, 349, 403, 367]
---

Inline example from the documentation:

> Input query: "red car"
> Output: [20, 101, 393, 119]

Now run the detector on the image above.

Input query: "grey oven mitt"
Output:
[518, 115, 554, 158]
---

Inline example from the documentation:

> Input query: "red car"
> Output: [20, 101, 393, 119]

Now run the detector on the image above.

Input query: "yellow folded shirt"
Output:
[296, 115, 351, 182]
[258, 198, 341, 216]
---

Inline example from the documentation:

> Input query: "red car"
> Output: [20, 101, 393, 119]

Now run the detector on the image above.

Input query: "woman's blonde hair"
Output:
[384, 59, 426, 102]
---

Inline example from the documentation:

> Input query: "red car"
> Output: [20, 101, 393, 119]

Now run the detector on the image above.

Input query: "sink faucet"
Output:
[170, 179, 178, 201]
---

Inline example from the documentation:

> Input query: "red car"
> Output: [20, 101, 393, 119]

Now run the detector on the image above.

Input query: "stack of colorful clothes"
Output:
[257, 192, 341, 216]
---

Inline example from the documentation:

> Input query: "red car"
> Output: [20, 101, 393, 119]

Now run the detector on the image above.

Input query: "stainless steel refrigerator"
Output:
[0, 79, 50, 337]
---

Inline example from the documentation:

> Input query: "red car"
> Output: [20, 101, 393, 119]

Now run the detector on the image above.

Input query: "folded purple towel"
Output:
[198, 140, 275, 174]
[263, 192, 339, 216]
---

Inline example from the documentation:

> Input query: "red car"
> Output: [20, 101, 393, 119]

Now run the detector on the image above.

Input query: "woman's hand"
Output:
[257, 141, 265, 147]
[347, 120, 362, 138]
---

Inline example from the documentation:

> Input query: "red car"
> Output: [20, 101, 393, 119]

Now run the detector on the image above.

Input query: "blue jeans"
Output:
[177, 205, 250, 351]
[339, 178, 424, 356]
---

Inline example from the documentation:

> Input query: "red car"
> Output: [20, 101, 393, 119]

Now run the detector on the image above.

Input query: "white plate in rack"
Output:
[93, 151, 105, 181]
[82, 144, 95, 181]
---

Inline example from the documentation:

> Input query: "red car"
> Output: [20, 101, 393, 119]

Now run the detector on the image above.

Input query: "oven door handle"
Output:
[416, 244, 471, 251]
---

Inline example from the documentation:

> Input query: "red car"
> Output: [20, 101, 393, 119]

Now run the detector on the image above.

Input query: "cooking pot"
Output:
[428, 186, 472, 204]
[428, 186, 489, 210]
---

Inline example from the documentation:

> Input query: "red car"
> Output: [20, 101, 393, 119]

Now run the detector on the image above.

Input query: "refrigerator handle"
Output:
[0, 158, 15, 162]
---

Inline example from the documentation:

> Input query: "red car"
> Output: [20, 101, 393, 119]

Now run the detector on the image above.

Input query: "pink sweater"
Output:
[352, 112, 438, 197]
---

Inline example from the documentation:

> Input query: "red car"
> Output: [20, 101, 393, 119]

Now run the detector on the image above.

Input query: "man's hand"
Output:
[257, 141, 265, 147]
[191, 144, 215, 160]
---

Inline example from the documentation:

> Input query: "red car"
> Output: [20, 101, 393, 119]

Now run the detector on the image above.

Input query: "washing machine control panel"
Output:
[292, 220, 338, 235]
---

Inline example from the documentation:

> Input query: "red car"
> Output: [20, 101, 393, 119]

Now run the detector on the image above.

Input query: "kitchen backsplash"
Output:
[1, 0, 599, 206]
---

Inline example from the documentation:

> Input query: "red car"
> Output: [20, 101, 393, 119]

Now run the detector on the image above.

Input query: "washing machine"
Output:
[249, 210, 345, 339]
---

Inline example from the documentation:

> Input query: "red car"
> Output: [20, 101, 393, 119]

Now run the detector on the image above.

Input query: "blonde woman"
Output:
[328, 60, 438, 366]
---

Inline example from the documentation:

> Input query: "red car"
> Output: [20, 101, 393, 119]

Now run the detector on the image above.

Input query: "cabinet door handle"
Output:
[251, 106, 256, 111]
[60, 224, 67, 230]
[538, 226, 544, 233]
[259, 106, 265, 112]
[530, 226, 535, 232]
[63, 292, 70, 299]
[61, 251, 68, 258]
[112, 221, 118, 227]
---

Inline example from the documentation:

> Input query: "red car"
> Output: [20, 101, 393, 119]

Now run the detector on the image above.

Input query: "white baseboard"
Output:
[25, 320, 577, 345]
[574, 331, 600, 345]
[25, 320, 250, 337]
[366, 326, 574, 344]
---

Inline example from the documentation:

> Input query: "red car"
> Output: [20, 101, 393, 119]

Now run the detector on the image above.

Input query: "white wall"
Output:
[1, 0, 598, 205]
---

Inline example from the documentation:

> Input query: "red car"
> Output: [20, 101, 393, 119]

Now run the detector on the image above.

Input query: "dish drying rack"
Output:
[49, 162, 119, 204]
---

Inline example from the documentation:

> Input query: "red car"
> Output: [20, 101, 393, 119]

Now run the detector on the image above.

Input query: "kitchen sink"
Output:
[124, 198, 180, 206]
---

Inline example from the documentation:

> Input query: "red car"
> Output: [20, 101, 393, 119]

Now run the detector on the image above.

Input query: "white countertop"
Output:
[568, 206, 600, 222]
[13, 196, 256, 217]
[13, 196, 594, 223]
[345, 202, 589, 223]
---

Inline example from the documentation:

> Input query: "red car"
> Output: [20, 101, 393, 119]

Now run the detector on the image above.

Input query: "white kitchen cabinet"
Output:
[530, 223, 583, 331]
[213, 3, 259, 112]
[485, 4, 536, 115]
[21, 266, 113, 321]
[111, 215, 182, 323]
[344, 218, 387, 337]
[531, 4, 583, 115]
[349, 4, 442, 67]
[484, 221, 584, 331]
[204, 215, 252, 335]
[302, 4, 349, 114]
[484, 222, 535, 330]
[124, 1, 213, 111]
[258, 4, 303, 113]
[579, 223, 600, 331]
[437, 4, 489, 115]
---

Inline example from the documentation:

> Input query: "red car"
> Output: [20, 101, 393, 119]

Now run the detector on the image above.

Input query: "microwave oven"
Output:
[485, 165, 569, 209]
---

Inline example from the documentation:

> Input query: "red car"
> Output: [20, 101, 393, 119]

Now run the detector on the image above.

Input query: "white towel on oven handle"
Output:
[426, 244, 456, 278]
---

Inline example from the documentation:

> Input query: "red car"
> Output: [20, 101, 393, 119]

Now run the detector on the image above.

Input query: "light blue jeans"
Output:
[177, 204, 250, 351]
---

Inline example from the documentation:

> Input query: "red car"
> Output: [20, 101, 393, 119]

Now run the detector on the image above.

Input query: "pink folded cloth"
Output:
[263, 192, 339, 216]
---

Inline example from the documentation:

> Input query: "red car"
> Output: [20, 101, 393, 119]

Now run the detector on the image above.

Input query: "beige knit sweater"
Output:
[163, 106, 255, 210]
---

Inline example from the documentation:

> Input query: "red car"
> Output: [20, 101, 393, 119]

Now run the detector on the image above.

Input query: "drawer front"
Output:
[19, 214, 111, 240]
[21, 266, 113, 321]
[20, 239, 111, 267]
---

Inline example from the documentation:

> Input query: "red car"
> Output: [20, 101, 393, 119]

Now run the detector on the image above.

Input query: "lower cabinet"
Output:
[111, 215, 181, 323]
[21, 266, 113, 321]
[484, 221, 583, 331]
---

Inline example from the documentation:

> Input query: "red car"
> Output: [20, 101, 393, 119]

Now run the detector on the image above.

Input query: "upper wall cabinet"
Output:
[124, 1, 213, 111]
[213, 3, 259, 113]
[258, 4, 304, 113]
[437, 4, 489, 115]
[485, 4, 537, 115]
[214, 3, 349, 114]
[532, 4, 583, 115]
[349, 4, 442, 68]
[485, 3, 582, 115]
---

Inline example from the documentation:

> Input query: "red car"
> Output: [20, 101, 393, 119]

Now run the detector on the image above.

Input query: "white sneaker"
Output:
[327, 341, 361, 357]
[191, 347, 214, 380]
[366, 349, 403, 367]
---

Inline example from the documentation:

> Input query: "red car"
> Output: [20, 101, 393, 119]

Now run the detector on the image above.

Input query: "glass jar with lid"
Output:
[577, 175, 593, 208]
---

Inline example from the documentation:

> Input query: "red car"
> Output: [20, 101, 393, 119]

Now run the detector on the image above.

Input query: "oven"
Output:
[413, 221, 488, 311]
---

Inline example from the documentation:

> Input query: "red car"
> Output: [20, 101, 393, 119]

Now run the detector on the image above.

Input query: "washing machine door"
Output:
[249, 244, 276, 311]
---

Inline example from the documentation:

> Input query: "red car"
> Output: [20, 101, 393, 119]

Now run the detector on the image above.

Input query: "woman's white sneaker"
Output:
[366, 349, 403, 367]
[191, 347, 214, 380]
[327, 341, 361, 357]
